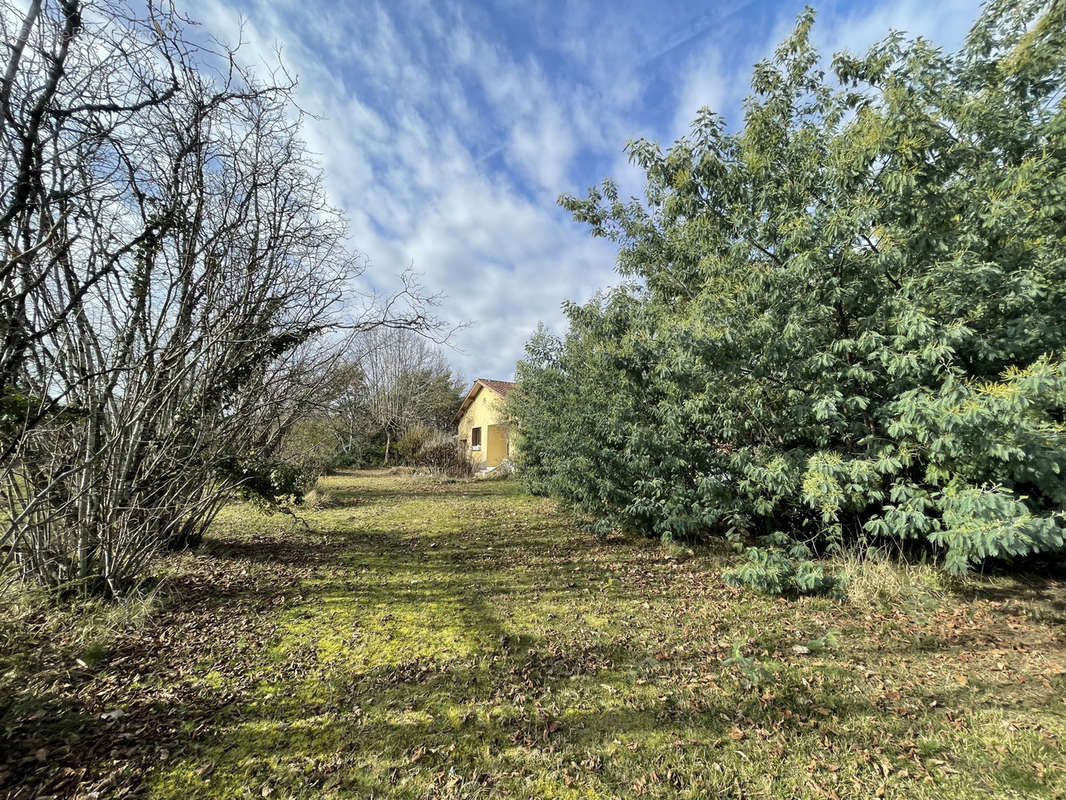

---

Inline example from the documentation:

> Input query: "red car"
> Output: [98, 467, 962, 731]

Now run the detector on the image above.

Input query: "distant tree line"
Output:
[511, 0, 1066, 593]
[281, 327, 465, 471]
[0, 1, 443, 596]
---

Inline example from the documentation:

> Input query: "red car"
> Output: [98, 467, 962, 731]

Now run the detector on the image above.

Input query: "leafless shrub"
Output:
[415, 432, 475, 478]
[0, 2, 440, 596]
[355, 328, 463, 465]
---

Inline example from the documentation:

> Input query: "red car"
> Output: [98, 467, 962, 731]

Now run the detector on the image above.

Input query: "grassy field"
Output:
[2, 470, 1065, 799]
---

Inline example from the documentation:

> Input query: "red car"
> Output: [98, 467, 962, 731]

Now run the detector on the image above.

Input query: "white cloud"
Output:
[665, 0, 983, 144]
[184, 0, 987, 384]
[671, 48, 737, 140]
[188, 0, 621, 380]
[814, 0, 980, 57]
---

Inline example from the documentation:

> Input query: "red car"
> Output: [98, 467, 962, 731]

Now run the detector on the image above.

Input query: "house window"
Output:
[471, 426, 481, 450]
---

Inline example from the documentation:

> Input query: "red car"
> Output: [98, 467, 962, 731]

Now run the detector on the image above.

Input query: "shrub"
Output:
[723, 534, 843, 598]
[218, 455, 320, 510]
[722, 642, 773, 689]
[414, 432, 475, 478]
[395, 425, 434, 465]
[512, 1, 1066, 581]
[278, 417, 341, 473]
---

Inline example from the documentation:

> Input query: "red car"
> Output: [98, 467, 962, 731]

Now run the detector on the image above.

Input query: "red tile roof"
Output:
[477, 378, 515, 398]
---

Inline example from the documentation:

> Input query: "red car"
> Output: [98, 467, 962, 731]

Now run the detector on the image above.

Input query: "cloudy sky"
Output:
[194, 0, 983, 383]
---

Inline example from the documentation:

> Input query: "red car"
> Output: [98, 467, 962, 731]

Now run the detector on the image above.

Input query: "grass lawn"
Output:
[2, 470, 1065, 799]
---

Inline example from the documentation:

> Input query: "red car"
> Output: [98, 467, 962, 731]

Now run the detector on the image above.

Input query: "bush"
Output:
[413, 432, 475, 478]
[395, 425, 434, 465]
[218, 455, 320, 510]
[722, 534, 843, 598]
[278, 417, 340, 473]
[512, 1, 1066, 581]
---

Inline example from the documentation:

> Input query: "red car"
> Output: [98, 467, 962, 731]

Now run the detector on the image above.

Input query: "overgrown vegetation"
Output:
[511, 0, 1066, 589]
[723, 534, 843, 598]
[0, 1, 440, 596]
[3, 471, 1063, 798]
[409, 430, 477, 477]
[281, 329, 465, 471]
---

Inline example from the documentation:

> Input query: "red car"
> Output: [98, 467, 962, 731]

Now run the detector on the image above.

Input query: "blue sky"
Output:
[195, 0, 983, 383]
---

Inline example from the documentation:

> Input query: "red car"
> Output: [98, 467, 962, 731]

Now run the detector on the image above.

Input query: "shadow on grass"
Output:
[961, 574, 1066, 620]
[317, 470, 523, 509]
[7, 470, 1066, 799]
[147, 632, 1004, 800]
[144, 515, 1024, 796]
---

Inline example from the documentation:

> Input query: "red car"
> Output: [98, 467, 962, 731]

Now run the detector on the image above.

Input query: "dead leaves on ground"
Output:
[3, 474, 1066, 798]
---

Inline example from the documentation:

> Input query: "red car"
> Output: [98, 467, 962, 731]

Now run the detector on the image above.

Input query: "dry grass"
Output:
[0, 580, 165, 656]
[840, 547, 946, 610]
[302, 483, 337, 510]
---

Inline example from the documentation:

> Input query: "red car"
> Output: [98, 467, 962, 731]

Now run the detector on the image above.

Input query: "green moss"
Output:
[138, 471, 1066, 800]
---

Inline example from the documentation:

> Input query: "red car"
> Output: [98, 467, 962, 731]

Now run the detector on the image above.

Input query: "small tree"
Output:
[356, 328, 462, 465]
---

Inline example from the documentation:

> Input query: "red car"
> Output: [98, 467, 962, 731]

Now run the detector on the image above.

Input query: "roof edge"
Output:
[452, 378, 515, 426]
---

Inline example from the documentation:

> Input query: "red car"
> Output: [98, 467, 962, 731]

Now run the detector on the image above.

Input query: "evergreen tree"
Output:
[512, 0, 1066, 579]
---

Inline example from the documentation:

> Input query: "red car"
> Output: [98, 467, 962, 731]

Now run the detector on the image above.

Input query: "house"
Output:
[453, 378, 515, 468]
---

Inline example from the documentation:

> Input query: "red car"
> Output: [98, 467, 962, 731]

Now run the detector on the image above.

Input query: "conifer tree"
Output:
[512, 0, 1066, 582]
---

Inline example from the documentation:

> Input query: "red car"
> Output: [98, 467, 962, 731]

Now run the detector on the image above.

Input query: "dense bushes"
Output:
[395, 426, 436, 465]
[512, 0, 1066, 583]
[219, 456, 321, 510]
[280, 330, 464, 470]
[395, 426, 475, 478]
[0, 3, 436, 596]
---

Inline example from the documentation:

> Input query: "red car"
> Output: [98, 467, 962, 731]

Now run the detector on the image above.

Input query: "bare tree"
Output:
[351, 328, 460, 465]
[0, 1, 441, 596]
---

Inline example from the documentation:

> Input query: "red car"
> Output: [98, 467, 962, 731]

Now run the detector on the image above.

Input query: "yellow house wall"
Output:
[486, 424, 509, 465]
[457, 388, 512, 468]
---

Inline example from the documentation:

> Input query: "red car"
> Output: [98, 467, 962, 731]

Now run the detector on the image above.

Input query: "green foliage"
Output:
[513, 1, 1066, 580]
[723, 534, 844, 597]
[0, 386, 33, 448]
[217, 455, 319, 509]
[721, 642, 773, 689]
[403, 369, 467, 432]
[283, 336, 466, 471]
[278, 416, 348, 471]
[0, 387, 84, 453]
[802, 630, 840, 654]
[8, 471, 1066, 798]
